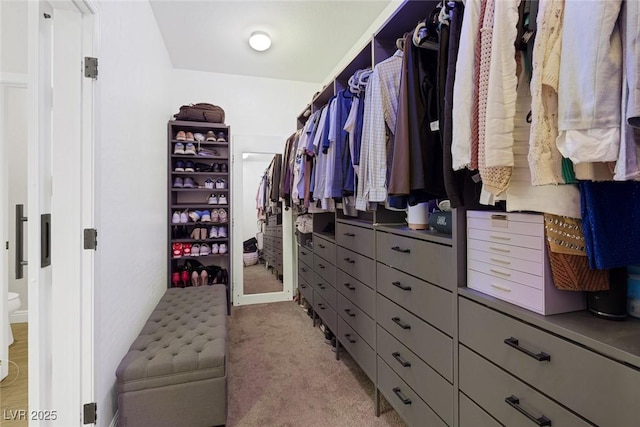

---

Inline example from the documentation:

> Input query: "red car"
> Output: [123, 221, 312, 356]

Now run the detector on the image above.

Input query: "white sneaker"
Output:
[204, 179, 214, 189]
[209, 226, 219, 238]
[218, 194, 227, 205]
[219, 243, 227, 254]
[172, 211, 180, 223]
[180, 210, 189, 223]
[208, 194, 218, 205]
[184, 142, 197, 155]
[218, 226, 227, 238]
[174, 142, 185, 154]
[211, 243, 219, 254]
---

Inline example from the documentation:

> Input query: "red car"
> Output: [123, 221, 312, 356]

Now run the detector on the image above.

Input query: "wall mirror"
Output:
[231, 135, 294, 306]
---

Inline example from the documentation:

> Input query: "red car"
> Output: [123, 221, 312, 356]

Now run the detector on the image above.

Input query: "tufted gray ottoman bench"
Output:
[116, 285, 227, 427]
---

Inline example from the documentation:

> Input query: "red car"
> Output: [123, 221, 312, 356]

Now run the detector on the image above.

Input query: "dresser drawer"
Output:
[336, 269, 375, 315]
[467, 228, 543, 251]
[459, 393, 501, 427]
[467, 211, 543, 238]
[377, 263, 453, 335]
[459, 297, 640, 427]
[459, 345, 591, 427]
[377, 357, 448, 427]
[467, 269, 584, 315]
[314, 255, 336, 287]
[313, 292, 337, 333]
[298, 260, 313, 285]
[337, 316, 375, 381]
[468, 258, 542, 289]
[377, 295, 453, 381]
[468, 246, 542, 276]
[336, 247, 375, 287]
[337, 293, 375, 346]
[298, 276, 313, 305]
[336, 222, 374, 258]
[376, 232, 455, 291]
[313, 234, 335, 265]
[377, 326, 453, 425]
[468, 238, 543, 263]
[312, 273, 337, 309]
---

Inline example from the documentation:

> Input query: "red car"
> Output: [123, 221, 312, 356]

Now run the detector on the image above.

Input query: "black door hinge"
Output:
[83, 402, 97, 424]
[84, 228, 98, 250]
[84, 57, 98, 79]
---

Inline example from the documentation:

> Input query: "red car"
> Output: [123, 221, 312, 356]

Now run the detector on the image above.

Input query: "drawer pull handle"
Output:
[392, 352, 411, 367]
[343, 257, 356, 264]
[344, 233, 356, 237]
[490, 257, 511, 265]
[391, 246, 411, 254]
[392, 281, 412, 291]
[300, 284, 306, 288]
[318, 244, 326, 248]
[318, 284, 326, 290]
[392, 317, 411, 330]
[344, 308, 356, 317]
[317, 303, 326, 310]
[491, 214, 508, 220]
[505, 395, 552, 426]
[344, 333, 356, 344]
[318, 264, 326, 269]
[301, 268, 308, 272]
[301, 251, 307, 255]
[490, 268, 511, 277]
[489, 246, 511, 253]
[392, 387, 412, 405]
[490, 235, 511, 241]
[343, 283, 356, 291]
[504, 337, 551, 362]
[491, 284, 512, 292]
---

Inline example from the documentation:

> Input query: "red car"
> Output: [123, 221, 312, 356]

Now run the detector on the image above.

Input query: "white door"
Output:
[27, 1, 96, 424]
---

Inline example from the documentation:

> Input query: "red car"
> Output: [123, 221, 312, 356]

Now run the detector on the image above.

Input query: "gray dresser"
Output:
[294, 210, 640, 427]
[263, 220, 282, 277]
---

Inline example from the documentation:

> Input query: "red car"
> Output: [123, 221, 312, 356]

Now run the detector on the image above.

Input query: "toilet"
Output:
[7, 292, 21, 346]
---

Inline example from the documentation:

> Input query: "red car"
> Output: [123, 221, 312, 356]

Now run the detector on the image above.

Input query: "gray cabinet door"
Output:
[337, 293, 375, 346]
[313, 291, 337, 333]
[459, 345, 591, 427]
[376, 231, 455, 291]
[336, 246, 375, 287]
[337, 316, 375, 382]
[377, 295, 453, 381]
[336, 269, 375, 315]
[377, 326, 453, 425]
[314, 255, 336, 287]
[459, 297, 640, 427]
[312, 273, 337, 310]
[336, 222, 375, 258]
[298, 275, 313, 306]
[377, 262, 453, 335]
[377, 356, 448, 427]
[298, 260, 313, 285]
[459, 393, 501, 427]
[298, 245, 313, 268]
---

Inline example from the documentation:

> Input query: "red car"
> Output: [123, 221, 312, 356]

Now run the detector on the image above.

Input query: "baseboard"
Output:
[10, 309, 27, 324]
[109, 411, 119, 427]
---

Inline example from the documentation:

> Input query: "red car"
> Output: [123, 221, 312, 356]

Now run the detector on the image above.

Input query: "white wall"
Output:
[242, 154, 273, 242]
[1, 0, 28, 75]
[93, 1, 173, 425]
[171, 69, 319, 138]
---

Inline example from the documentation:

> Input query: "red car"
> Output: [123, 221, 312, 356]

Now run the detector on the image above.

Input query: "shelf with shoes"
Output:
[168, 118, 232, 314]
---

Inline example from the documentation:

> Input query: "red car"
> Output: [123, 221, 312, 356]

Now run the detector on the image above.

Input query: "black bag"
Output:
[243, 237, 258, 253]
[174, 103, 225, 123]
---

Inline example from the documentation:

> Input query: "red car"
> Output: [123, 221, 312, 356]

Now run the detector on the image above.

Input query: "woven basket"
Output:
[243, 251, 259, 266]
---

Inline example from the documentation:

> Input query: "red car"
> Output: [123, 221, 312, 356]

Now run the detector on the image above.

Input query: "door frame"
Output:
[0, 73, 28, 381]
[27, 0, 96, 422]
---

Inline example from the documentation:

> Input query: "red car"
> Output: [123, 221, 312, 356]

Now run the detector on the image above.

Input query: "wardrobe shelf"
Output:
[171, 238, 230, 243]
[171, 204, 229, 209]
[171, 188, 229, 192]
[171, 140, 228, 146]
[171, 155, 229, 160]
[170, 172, 229, 176]
[171, 222, 229, 227]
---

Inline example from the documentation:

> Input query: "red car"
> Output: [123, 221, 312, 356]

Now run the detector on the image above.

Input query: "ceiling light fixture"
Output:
[249, 31, 271, 52]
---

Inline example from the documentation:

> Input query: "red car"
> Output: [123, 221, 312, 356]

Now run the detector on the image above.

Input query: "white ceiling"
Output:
[149, 0, 391, 83]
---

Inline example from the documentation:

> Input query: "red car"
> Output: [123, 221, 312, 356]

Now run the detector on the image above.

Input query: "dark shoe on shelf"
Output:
[220, 163, 228, 173]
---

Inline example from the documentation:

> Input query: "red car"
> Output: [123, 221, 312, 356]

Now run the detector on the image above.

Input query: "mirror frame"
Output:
[231, 135, 295, 306]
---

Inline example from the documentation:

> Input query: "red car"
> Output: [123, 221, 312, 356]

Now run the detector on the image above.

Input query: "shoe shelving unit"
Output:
[168, 119, 231, 313]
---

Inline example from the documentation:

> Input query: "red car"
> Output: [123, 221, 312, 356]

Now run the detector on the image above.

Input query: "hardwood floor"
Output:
[0, 323, 28, 427]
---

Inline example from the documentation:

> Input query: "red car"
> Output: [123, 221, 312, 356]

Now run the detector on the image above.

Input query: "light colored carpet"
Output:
[227, 301, 407, 427]
[243, 263, 283, 295]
